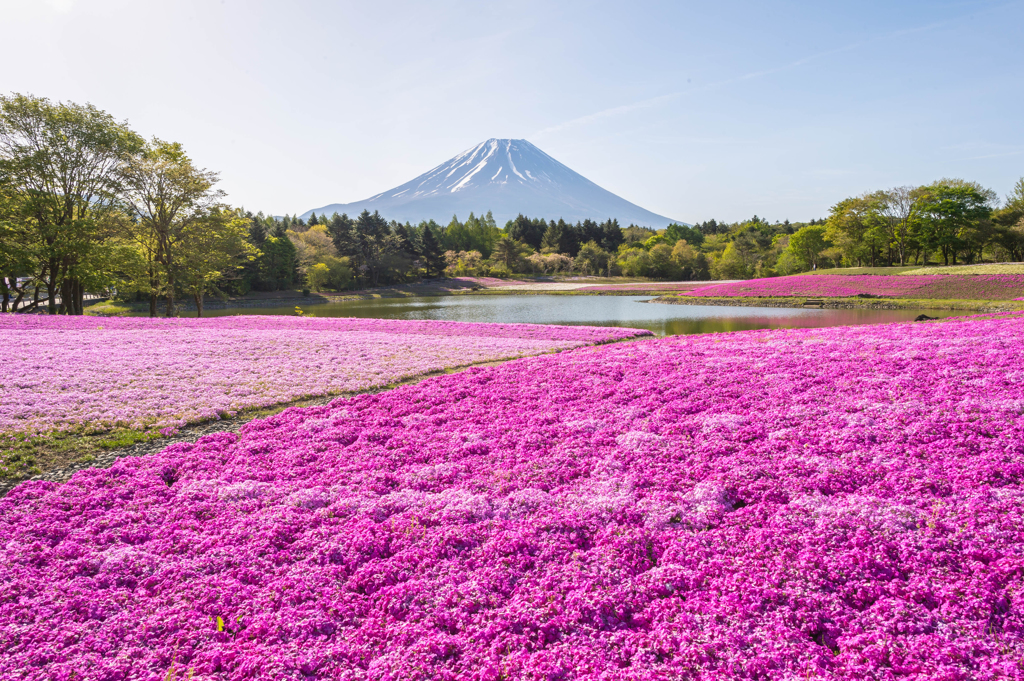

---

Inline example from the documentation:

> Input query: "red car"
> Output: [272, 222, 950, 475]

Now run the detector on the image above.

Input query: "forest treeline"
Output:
[3, 94, 1023, 316]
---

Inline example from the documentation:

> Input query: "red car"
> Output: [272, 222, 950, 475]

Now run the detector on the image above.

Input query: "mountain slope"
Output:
[301, 139, 683, 227]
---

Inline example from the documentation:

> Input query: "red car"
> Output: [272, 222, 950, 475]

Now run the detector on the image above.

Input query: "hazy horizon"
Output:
[4, 0, 1022, 224]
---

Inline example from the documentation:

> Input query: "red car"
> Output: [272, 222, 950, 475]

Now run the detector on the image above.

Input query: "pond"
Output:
[193, 295, 959, 336]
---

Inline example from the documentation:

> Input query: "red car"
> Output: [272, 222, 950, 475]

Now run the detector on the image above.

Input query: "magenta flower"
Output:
[1, 313, 1022, 678]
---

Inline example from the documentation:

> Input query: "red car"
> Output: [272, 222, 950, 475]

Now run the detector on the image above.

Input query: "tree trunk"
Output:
[163, 247, 176, 317]
[47, 280, 57, 314]
[59, 280, 71, 314]
[75, 279, 84, 315]
[148, 263, 158, 317]
[194, 291, 203, 318]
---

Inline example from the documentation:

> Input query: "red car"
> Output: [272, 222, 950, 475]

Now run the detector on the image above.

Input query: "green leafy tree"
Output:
[305, 262, 330, 292]
[574, 241, 611, 275]
[712, 242, 749, 279]
[670, 240, 709, 280]
[824, 196, 886, 266]
[177, 209, 257, 316]
[664, 223, 704, 248]
[991, 178, 1024, 261]
[0, 93, 143, 314]
[121, 139, 225, 316]
[785, 224, 831, 270]
[872, 186, 923, 266]
[917, 179, 996, 265]
[648, 243, 680, 279]
[615, 247, 653, 277]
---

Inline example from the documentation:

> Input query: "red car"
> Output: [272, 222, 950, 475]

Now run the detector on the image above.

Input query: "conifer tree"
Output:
[393, 222, 416, 257]
[420, 224, 445, 276]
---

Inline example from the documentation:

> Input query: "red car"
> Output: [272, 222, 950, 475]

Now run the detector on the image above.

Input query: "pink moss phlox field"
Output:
[0, 315, 648, 435]
[3, 315, 1024, 679]
[683, 273, 1024, 299]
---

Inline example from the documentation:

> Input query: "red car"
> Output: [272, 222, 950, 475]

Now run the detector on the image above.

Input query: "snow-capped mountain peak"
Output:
[302, 139, 682, 227]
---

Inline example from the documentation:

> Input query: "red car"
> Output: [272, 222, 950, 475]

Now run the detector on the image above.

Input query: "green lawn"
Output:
[899, 263, 1024, 275]
[798, 266, 924, 276]
[800, 263, 1024, 276]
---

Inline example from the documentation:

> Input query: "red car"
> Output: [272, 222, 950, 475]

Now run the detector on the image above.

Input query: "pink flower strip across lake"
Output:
[0, 315, 649, 435]
[2, 313, 1022, 679]
[684, 273, 1024, 299]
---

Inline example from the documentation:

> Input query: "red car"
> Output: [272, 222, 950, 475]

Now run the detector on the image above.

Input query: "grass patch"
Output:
[0, 427, 157, 482]
[798, 266, 923, 276]
[84, 300, 141, 316]
[799, 264, 1024, 276]
[899, 263, 1024, 275]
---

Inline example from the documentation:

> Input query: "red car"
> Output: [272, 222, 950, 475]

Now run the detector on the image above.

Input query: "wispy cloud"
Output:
[532, 7, 1008, 140]
[964, 149, 1024, 160]
[532, 93, 683, 138]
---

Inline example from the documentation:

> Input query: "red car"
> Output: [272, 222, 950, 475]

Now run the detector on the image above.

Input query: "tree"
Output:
[540, 221, 563, 253]
[671, 240, 709, 280]
[506, 214, 546, 251]
[0, 93, 143, 314]
[418, 224, 445, 276]
[120, 139, 225, 316]
[255, 235, 297, 290]
[307, 212, 319, 226]
[615, 247, 653, 277]
[824, 196, 885, 267]
[786, 224, 830, 270]
[177, 208, 256, 316]
[353, 210, 397, 287]
[872, 186, 923, 266]
[573, 241, 611, 275]
[599, 219, 624, 251]
[712, 242, 749, 279]
[327, 213, 356, 256]
[917, 179, 996, 265]
[0, 182, 37, 312]
[392, 222, 417, 258]
[991, 178, 1024, 261]
[305, 262, 330, 292]
[664, 223, 704, 248]
[491, 235, 532, 272]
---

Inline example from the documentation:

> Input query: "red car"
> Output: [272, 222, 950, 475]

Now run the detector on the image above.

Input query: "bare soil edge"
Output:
[0, 335, 649, 499]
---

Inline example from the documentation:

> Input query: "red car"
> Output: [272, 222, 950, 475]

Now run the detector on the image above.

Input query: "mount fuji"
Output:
[300, 139, 683, 228]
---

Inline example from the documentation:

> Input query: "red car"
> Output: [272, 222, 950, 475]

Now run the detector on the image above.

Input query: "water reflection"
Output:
[189, 295, 957, 337]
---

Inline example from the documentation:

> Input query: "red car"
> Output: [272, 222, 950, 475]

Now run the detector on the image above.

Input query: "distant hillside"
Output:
[301, 139, 685, 228]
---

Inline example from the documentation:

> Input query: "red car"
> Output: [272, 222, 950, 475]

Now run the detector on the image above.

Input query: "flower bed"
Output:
[0, 315, 648, 436]
[2, 313, 1022, 678]
[684, 273, 1024, 299]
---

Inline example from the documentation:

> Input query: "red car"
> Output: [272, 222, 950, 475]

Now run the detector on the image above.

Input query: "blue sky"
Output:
[4, 0, 1022, 223]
